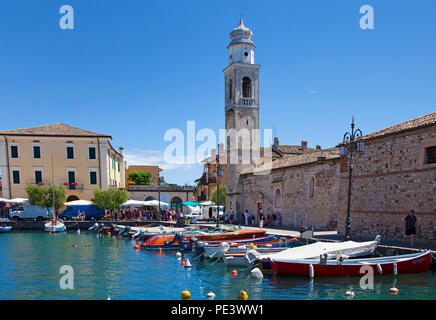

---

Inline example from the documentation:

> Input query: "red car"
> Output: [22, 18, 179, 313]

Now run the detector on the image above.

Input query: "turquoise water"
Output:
[0, 231, 435, 300]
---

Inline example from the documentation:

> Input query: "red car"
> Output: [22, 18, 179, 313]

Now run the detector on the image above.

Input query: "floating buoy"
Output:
[238, 289, 248, 300]
[108, 232, 111, 237]
[181, 260, 186, 267]
[206, 291, 216, 299]
[134, 242, 140, 249]
[185, 259, 192, 268]
[390, 287, 399, 294]
[107, 296, 111, 300]
[77, 229, 80, 234]
[181, 289, 191, 300]
[158, 247, 163, 253]
[176, 252, 182, 258]
[251, 267, 263, 279]
[345, 289, 355, 298]
[231, 269, 238, 276]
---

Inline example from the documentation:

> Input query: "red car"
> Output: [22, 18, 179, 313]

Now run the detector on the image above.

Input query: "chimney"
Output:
[273, 137, 279, 148]
[119, 147, 124, 155]
[301, 141, 307, 151]
[316, 145, 321, 150]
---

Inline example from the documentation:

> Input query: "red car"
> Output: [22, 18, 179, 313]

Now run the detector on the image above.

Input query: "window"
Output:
[33, 145, 41, 159]
[244, 51, 248, 57]
[12, 170, 20, 184]
[89, 146, 96, 160]
[242, 76, 252, 98]
[228, 78, 233, 100]
[66, 146, 74, 159]
[35, 170, 42, 184]
[309, 176, 315, 198]
[10, 145, 18, 158]
[426, 146, 436, 164]
[117, 162, 120, 172]
[68, 171, 76, 189]
[89, 171, 97, 185]
[274, 188, 282, 208]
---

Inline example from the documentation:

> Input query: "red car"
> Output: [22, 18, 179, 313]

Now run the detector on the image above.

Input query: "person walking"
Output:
[244, 210, 249, 226]
[259, 210, 264, 229]
[402, 210, 417, 247]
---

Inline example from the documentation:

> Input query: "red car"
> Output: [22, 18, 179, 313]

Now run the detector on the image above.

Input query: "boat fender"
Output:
[176, 252, 182, 258]
[309, 264, 314, 278]
[206, 291, 216, 299]
[393, 263, 398, 276]
[251, 267, 264, 279]
[376, 263, 383, 274]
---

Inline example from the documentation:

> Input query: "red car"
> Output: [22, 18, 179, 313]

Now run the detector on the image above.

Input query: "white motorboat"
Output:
[45, 219, 66, 233]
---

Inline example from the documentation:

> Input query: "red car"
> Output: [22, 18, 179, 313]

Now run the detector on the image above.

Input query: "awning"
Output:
[181, 201, 200, 207]
[199, 200, 215, 206]
[64, 200, 93, 206]
[142, 200, 169, 208]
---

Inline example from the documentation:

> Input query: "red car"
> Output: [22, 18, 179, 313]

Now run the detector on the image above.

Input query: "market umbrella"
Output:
[6, 198, 29, 204]
[143, 200, 169, 208]
[120, 199, 149, 207]
[64, 199, 93, 206]
[181, 201, 200, 207]
[199, 200, 215, 206]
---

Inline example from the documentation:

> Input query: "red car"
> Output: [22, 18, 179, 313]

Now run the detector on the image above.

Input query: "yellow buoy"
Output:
[238, 289, 248, 300]
[181, 289, 191, 300]
[249, 243, 258, 249]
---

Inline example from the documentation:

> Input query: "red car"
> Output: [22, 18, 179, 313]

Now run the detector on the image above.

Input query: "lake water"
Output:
[0, 231, 435, 300]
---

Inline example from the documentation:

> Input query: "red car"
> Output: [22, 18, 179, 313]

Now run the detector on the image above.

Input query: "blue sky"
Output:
[1, 0, 435, 185]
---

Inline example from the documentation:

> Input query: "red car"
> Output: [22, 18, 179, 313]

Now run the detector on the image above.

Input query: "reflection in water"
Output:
[0, 231, 434, 300]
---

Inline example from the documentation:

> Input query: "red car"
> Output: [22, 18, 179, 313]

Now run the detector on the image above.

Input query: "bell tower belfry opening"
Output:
[224, 17, 261, 214]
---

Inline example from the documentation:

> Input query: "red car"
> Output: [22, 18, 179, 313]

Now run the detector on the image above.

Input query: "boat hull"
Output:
[0, 226, 12, 233]
[269, 251, 432, 277]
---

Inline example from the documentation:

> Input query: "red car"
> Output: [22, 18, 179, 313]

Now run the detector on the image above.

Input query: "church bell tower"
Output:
[224, 17, 260, 214]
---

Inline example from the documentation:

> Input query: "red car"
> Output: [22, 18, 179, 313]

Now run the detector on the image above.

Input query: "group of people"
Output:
[222, 208, 282, 228]
[101, 208, 184, 222]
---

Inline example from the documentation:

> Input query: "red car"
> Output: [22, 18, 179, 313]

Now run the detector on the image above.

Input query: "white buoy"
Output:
[376, 263, 383, 275]
[206, 291, 216, 299]
[77, 229, 80, 234]
[345, 289, 355, 298]
[176, 252, 182, 258]
[185, 259, 192, 268]
[309, 264, 314, 278]
[107, 296, 111, 300]
[390, 287, 399, 295]
[393, 263, 398, 276]
[251, 267, 264, 279]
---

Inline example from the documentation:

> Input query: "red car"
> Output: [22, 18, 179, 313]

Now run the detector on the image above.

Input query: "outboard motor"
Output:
[89, 223, 99, 231]
[132, 228, 145, 239]
[96, 223, 105, 233]
[214, 242, 230, 259]
[244, 249, 262, 267]
[119, 225, 131, 236]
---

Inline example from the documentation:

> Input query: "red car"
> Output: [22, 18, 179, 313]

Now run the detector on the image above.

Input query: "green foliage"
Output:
[26, 184, 67, 210]
[211, 185, 226, 206]
[93, 189, 130, 210]
[128, 171, 152, 185]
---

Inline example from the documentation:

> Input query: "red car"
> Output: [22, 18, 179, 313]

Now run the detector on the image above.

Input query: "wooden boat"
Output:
[0, 226, 12, 233]
[204, 237, 297, 259]
[139, 234, 183, 250]
[268, 250, 432, 277]
[45, 219, 66, 233]
[183, 225, 266, 241]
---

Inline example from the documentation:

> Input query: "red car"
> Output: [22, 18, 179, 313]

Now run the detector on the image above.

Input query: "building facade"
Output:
[0, 123, 125, 202]
[127, 185, 194, 210]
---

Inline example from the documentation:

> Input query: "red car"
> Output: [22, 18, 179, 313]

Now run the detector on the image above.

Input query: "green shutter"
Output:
[90, 171, 97, 185]
[89, 147, 96, 159]
[35, 171, 42, 184]
[33, 146, 41, 159]
[67, 147, 74, 159]
[12, 170, 20, 184]
[11, 146, 18, 158]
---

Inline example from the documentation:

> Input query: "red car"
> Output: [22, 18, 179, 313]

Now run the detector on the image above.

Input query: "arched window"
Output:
[242, 76, 252, 98]
[145, 196, 156, 201]
[171, 197, 183, 210]
[66, 195, 79, 202]
[309, 176, 315, 198]
[274, 188, 282, 208]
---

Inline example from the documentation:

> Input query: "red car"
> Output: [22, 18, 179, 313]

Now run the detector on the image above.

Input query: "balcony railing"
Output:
[239, 97, 256, 106]
[62, 183, 84, 190]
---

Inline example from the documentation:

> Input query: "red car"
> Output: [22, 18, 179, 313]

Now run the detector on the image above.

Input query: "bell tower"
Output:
[224, 17, 260, 214]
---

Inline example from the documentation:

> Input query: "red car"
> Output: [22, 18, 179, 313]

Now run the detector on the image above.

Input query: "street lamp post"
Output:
[213, 148, 224, 228]
[340, 117, 365, 241]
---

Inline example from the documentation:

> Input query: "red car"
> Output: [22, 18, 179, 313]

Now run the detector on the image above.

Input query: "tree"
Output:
[93, 189, 129, 210]
[211, 186, 226, 206]
[128, 171, 152, 185]
[26, 184, 67, 210]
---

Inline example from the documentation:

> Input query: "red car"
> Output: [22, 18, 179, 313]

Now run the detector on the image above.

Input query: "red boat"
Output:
[269, 250, 432, 277]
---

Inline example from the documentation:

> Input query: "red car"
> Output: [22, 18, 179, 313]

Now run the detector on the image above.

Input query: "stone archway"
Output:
[171, 196, 182, 210]
[66, 195, 79, 202]
[145, 196, 156, 201]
